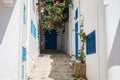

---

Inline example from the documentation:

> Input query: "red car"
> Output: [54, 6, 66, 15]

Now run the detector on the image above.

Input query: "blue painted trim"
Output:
[31, 20, 36, 39]
[22, 47, 26, 62]
[75, 8, 78, 20]
[75, 21, 78, 60]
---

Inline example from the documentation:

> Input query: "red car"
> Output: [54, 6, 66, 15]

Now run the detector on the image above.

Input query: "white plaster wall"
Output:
[80, 0, 106, 80]
[27, 0, 39, 76]
[104, 0, 120, 80]
[61, 22, 69, 52]
[69, 0, 80, 56]
[80, 0, 99, 80]
[0, 0, 20, 80]
[64, 23, 69, 53]
[105, 0, 120, 58]
[97, 0, 107, 80]
[107, 21, 120, 80]
[20, 0, 28, 80]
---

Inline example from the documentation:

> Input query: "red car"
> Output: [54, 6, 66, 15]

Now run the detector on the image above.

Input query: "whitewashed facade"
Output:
[69, 0, 120, 80]
[104, 0, 120, 80]
[0, 0, 39, 80]
[68, 0, 106, 80]
[0, 0, 120, 80]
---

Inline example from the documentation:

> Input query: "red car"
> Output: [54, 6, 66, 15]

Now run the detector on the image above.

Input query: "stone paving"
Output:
[28, 51, 79, 80]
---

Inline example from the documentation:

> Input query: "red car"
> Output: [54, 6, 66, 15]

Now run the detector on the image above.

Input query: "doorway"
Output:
[45, 30, 57, 50]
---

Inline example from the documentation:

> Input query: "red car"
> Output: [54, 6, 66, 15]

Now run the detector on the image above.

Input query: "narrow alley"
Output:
[29, 51, 77, 80]
[1, 0, 120, 80]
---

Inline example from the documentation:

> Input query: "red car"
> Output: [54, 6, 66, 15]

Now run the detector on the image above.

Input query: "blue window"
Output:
[86, 30, 96, 55]
[22, 47, 26, 62]
[31, 20, 36, 39]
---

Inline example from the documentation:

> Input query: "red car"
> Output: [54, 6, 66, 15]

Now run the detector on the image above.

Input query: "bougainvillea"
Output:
[37, 0, 72, 30]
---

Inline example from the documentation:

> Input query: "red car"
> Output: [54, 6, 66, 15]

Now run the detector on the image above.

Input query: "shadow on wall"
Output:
[0, 0, 16, 44]
[108, 19, 120, 69]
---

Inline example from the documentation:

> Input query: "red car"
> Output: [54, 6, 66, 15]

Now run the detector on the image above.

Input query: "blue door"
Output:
[75, 21, 78, 60]
[45, 30, 57, 50]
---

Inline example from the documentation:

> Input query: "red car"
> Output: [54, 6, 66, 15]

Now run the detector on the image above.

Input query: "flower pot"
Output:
[81, 63, 86, 78]
[73, 61, 81, 78]
[73, 61, 86, 78]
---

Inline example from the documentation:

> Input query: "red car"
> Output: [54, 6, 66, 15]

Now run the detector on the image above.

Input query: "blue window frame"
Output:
[31, 20, 36, 39]
[86, 30, 96, 55]
[75, 21, 78, 60]
[75, 8, 78, 20]
[22, 47, 26, 62]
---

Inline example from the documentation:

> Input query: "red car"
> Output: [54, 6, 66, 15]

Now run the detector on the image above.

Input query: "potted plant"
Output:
[73, 15, 87, 79]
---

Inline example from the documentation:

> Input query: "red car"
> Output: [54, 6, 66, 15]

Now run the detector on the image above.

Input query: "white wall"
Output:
[69, 0, 80, 56]
[20, 0, 28, 80]
[61, 22, 69, 53]
[105, 0, 120, 58]
[0, 0, 20, 80]
[64, 23, 69, 53]
[80, 0, 99, 79]
[80, 0, 106, 80]
[105, 0, 120, 80]
[0, 0, 39, 80]
[27, 0, 39, 77]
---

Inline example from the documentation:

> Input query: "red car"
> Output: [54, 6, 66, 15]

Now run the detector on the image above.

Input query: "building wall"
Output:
[79, 0, 106, 80]
[27, 0, 39, 77]
[20, 0, 28, 80]
[69, 0, 80, 56]
[104, 0, 120, 80]
[64, 22, 69, 53]
[0, 0, 39, 80]
[80, 0, 99, 79]
[0, 0, 20, 80]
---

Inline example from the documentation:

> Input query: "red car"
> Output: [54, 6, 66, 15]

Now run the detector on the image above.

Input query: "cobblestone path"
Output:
[29, 51, 77, 80]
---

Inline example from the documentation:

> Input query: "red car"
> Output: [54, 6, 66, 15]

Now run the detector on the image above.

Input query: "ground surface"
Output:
[28, 51, 78, 80]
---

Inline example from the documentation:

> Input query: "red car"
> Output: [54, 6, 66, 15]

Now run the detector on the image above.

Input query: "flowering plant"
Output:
[37, 0, 72, 30]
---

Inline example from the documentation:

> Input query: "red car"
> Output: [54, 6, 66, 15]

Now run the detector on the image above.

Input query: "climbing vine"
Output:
[78, 15, 86, 63]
